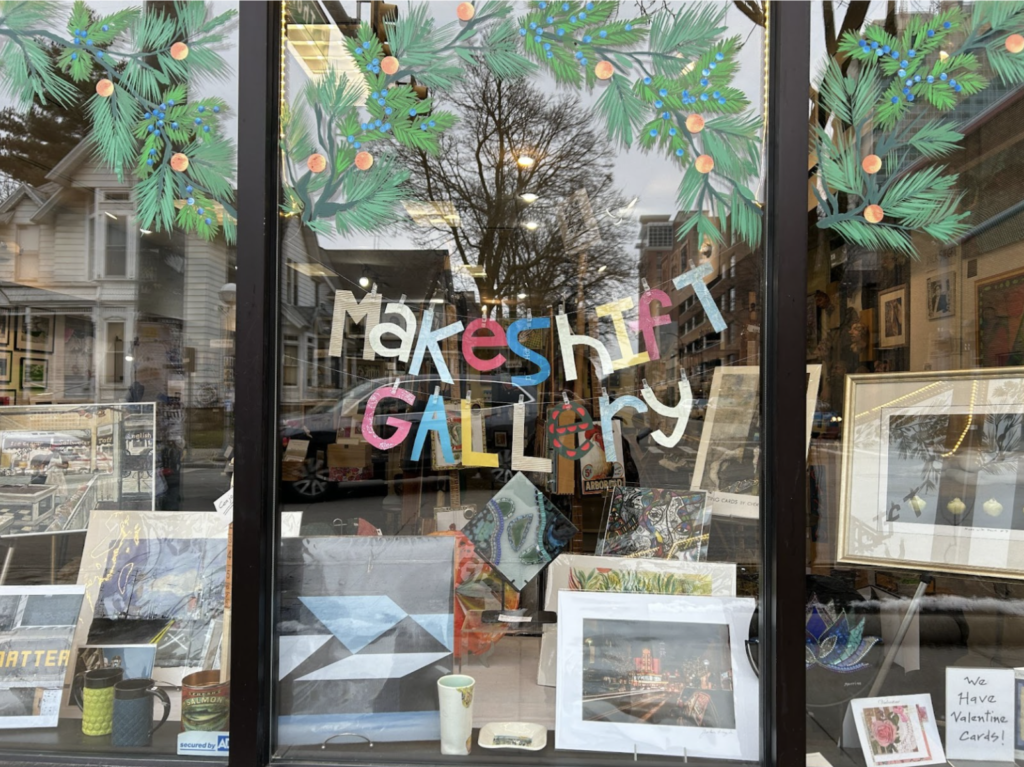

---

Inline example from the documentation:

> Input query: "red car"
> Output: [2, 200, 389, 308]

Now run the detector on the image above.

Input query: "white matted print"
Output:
[849, 694, 944, 767]
[926, 271, 955, 320]
[537, 555, 737, 687]
[692, 365, 820, 519]
[555, 591, 757, 760]
[879, 286, 907, 348]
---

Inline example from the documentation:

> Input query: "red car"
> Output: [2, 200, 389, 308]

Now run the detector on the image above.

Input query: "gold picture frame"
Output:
[837, 368, 1024, 579]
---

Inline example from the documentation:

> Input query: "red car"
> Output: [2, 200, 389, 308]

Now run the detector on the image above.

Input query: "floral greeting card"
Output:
[849, 695, 944, 767]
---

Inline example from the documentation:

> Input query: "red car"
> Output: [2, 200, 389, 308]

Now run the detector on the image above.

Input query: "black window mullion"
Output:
[230, 3, 282, 767]
[760, 2, 811, 767]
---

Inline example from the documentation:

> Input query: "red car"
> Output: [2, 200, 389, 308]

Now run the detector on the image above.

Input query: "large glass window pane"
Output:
[806, 3, 1024, 766]
[275, 1, 767, 763]
[0, 1, 239, 759]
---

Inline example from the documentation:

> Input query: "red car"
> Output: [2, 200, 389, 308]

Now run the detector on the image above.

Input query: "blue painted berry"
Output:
[943, 21, 951, 29]
[871, 41, 879, 49]
[669, 127, 676, 136]
[625, 24, 632, 31]
[147, 159, 153, 166]
[927, 29, 935, 37]
[926, 75, 934, 83]
[546, 51, 553, 58]
[659, 88, 667, 97]
[195, 118, 202, 124]
[907, 93, 915, 101]
[586, 1, 593, 8]
[429, 120, 435, 127]
[701, 68, 710, 76]
[148, 125, 154, 133]
[599, 29, 606, 38]
[898, 69, 906, 77]
[649, 128, 657, 137]
[643, 76, 651, 84]
[579, 11, 586, 18]
[882, 45, 890, 52]
[676, 148, 684, 156]
[557, 28, 564, 36]
[205, 218, 212, 225]
[891, 96, 899, 103]
[186, 185, 193, 193]
[543, 42, 551, 50]
[875, 49, 884, 57]
[145, 112, 152, 119]
[157, 120, 164, 126]
[71, 52, 77, 59]
[709, 61, 717, 69]
[198, 105, 205, 112]
[96, 51, 103, 58]
[700, 78, 709, 86]
[519, 28, 526, 35]
[102, 24, 109, 31]
[197, 207, 204, 215]
[908, 50, 916, 57]
[940, 72, 948, 80]
[583, 35, 591, 42]
[168, 99, 175, 106]
[655, 100, 663, 108]
[716, 52, 724, 61]
[713, 90, 720, 98]
[546, 16, 553, 23]
[955, 83, 962, 92]
[187, 197, 195, 206]
[372, 58, 380, 65]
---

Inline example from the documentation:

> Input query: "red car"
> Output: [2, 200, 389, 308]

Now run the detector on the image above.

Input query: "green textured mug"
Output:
[74, 667, 124, 736]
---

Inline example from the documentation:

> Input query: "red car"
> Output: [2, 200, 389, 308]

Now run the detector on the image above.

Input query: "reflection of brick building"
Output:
[636, 213, 761, 402]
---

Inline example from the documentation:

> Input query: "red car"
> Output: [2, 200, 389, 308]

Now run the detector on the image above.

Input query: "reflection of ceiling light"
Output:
[104, 211, 117, 220]
[139, 228, 153, 235]
[598, 265, 607, 273]
[523, 221, 540, 231]
[358, 276, 370, 288]
[517, 292, 527, 299]
[939, 50, 949, 60]
[520, 193, 538, 203]
[286, 25, 367, 104]
[124, 355, 134, 362]
[401, 200, 461, 227]
[516, 155, 536, 168]
[461, 264, 487, 278]
[288, 261, 338, 277]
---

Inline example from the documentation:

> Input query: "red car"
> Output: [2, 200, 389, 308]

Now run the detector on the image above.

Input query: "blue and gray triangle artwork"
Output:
[276, 536, 456, 745]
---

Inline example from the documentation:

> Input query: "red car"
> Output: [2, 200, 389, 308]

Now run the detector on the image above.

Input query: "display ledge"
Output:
[0, 720, 224, 765]
[275, 732, 757, 767]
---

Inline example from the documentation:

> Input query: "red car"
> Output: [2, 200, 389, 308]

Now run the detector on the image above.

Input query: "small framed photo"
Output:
[878, 286, 907, 348]
[20, 357, 48, 390]
[926, 271, 955, 320]
[0, 309, 10, 346]
[0, 351, 11, 384]
[16, 313, 54, 354]
[0, 389, 16, 406]
[494, 431, 508, 448]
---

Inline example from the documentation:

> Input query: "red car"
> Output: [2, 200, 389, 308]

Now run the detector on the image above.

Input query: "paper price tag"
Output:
[214, 489, 233, 522]
[498, 614, 533, 623]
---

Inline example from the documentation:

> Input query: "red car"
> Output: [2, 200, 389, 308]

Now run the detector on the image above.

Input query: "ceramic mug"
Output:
[181, 670, 230, 732]
[111, 678, 171, 747]
[437, 674, 475, 756]
[73, 667, 124, 736]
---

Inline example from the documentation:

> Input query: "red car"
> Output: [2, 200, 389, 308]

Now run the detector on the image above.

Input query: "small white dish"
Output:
[478, 722, 547, 751]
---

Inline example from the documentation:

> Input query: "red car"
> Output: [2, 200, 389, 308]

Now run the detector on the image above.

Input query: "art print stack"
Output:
[597, 487, 711, 560]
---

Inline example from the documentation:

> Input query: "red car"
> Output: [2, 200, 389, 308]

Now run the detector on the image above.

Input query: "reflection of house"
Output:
[0, 141, 236, 411]
[278, 216, 452, 418]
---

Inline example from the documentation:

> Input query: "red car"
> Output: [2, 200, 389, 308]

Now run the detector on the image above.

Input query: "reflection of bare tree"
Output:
[399, 67, 635, 311]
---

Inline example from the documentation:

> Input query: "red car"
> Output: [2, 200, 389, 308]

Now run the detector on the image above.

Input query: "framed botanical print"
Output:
[15, 314, 54, 354]
[837, 368, 1024, 579]
[976, 267, 1024, 367]
[926, 271, 956, 320]
[0, 309, 10, 346]
[878, 286, 907, 348]
[19, 357, 48, 390]
[0, 351, 11, 384]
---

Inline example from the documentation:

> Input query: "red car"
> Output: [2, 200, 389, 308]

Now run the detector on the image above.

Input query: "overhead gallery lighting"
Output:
[520, 193, 539, 203]
[523, 221, 540, 231]
[516, 155, 536, 168]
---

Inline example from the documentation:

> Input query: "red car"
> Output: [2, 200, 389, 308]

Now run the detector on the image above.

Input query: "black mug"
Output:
[111, 678, 171, 747]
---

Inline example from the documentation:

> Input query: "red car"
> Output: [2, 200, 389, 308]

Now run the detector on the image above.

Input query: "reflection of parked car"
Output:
[280, 375, 538, 502]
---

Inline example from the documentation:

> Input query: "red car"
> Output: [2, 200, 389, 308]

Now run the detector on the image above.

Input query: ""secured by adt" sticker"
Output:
[177, 732, 230, 756]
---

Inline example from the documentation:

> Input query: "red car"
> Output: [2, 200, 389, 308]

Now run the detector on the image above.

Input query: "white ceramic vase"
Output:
[437, 674, 475, 756]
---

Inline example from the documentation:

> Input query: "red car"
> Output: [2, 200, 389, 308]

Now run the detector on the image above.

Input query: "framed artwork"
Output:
[537, 555, 737, 687]
[596, 487, 711, 560]
[0, 351, 11, 384]
[837, 369, 1024, 579]
[276, 535, 455, 746]
[925, 271, 955, 320]
[73, 510, 229, 686]
[0, 309, 10, 346]
[977, 267, 1024, 367]
[0, 390, 15, 406]
[0, 585, 85, 729]
[15, 314, 54, 354]
[494, 431, 507, 448]
[849, 694, 944, 767]
[19, 358, 47, 390]
[692, 365, 821, 518]
[462, 471, 577, 591]
[878, 286, 907, 348]
[0, 403, 156, 534]
[555, 591, 758, 761]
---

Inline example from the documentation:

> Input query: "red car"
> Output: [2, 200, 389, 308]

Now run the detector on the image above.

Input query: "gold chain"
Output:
[939, 379, 979, 458]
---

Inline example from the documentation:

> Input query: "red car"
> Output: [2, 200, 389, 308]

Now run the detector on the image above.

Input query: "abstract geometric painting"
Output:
[276, 536, 455, 746]
[462, 472, 577, 591]
[597, 487, 711, 560]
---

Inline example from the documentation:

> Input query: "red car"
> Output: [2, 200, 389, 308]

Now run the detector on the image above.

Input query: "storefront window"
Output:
[0, 1, 239, 759]
[275, 0, 766, 762]
[806, 2, 1024, 765]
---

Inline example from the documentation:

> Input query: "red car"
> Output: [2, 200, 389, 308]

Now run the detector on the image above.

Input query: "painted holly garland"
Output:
[281, 0, 763, 248]
[0, 1, 237, 243]
[813, 3, 1024, 257]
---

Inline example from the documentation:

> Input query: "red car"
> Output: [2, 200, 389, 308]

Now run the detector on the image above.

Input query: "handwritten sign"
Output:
[945, 667, 1015, 761]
